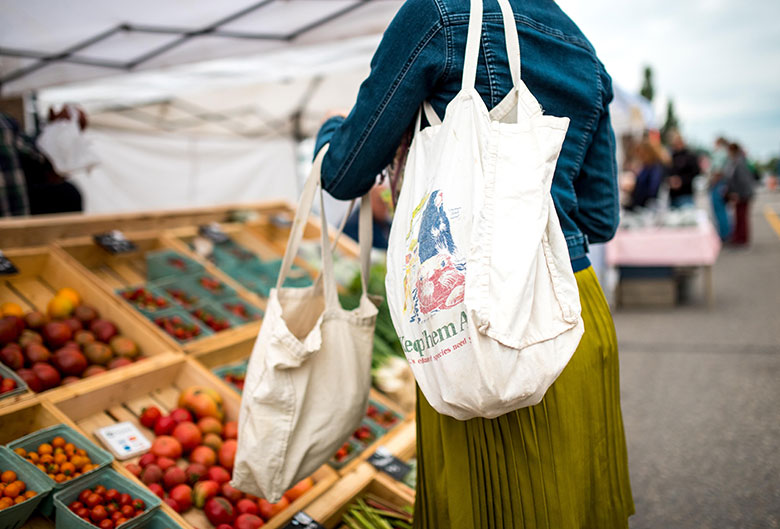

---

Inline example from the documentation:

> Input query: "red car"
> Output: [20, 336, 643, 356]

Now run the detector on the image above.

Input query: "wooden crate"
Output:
[304, 464, 415, 529]
[0, 399, 79, 529]
[0, 200, 295, 248]
[0, 247, 174, 400]
[46, 353, 339, 529]
[53, 232, 264, 356]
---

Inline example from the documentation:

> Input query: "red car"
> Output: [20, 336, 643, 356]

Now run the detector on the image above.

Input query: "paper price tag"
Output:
[368, 446, 412, 482]
[198, 223, 230, 244]
[281, 511, 325, 529]
[0, 251, 19, 275]
[94, 230, 137, 254]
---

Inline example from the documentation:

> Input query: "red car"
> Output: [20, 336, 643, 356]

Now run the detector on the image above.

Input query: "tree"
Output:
[661, 99, 680, 143]
[640, 66, 654, 102]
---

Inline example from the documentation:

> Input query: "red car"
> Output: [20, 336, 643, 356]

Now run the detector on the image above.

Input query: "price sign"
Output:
[94, 231, 137, 254]
[198, 223, 230, 244]
[281, 511, 325, 529]
[0, 251, 19, 275]
[367, 446, 412, 482]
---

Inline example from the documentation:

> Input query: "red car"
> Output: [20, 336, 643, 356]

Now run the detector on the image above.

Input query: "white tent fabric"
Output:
[0, 0, 402, 95]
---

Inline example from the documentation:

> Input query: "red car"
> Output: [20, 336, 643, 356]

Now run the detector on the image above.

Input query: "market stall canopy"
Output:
[0, 0, 402, 95]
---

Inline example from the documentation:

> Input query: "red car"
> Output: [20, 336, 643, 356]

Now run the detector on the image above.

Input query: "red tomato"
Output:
[114, 517, 128, 526]
[68, 500, 84, 512]
[94, 485, 107, 497]
[120, 505, 135, 517]
[78, 489, 92, 503]
[106, 502, 118, 515]
[111, 511, 123, 522]
[76, 507, 90, 519]
[139, 406, 162, 428]
[90, 505, 108, 523]
[257, 497, 290, 521]
[104, 488, 120, 503]
[86, 493, 103, 508]
[119, 493, 132, 506]
[132, 498, 145, 511]
[99, 519, 115, 529]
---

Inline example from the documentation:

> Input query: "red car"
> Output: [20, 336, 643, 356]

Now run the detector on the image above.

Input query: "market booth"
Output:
[1, 2, 420, 527]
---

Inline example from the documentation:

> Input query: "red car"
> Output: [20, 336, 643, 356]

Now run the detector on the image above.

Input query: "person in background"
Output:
[724, 142, 755, 245]
[667, 130, 700, 208]
[627, 139, 666, 210]
[0, 113, 31, 216]
[709, 137, 732, 240]
[0, 112, 82, 217]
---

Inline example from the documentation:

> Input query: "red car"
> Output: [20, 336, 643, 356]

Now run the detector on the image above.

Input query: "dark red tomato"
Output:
[111, 511, 123, 522]
[78, 489, 92, 503]
[86, 493, 103, 508]
[104, 488, 120, 503]
[106, 502, 118, 515]
[120, 505, 135, 517]
[68, 500, 84, 512]
[114, 517, 128, 526]
[132, 499, 145, 511]
[94, 485, 107, 497]
[90, 505, 108, 523]
[99, 519, 115, 529]
[119, 493, 132, 506]
[76, 507, 90, 519]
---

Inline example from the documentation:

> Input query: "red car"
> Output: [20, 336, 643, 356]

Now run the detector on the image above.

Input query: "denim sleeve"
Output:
[573, 66, 620, 244]
[314, 0, 447, 200]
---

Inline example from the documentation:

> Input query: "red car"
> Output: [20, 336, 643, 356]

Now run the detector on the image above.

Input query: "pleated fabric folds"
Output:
[414, 266, 634, 529]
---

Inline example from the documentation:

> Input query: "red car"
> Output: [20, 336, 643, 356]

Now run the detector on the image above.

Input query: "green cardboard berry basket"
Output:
[0, 446, 53, 529]
[6, 424, 113, 516]
[216, 296, 263, 325]
[212, 359, 249, 393]
[148, 307, 213, 344]
[53, 467, 160, 529]
[116, 285, 176, 318]
[139, 509, 184, 529]
[145, 249, 204, 282]
[184, 273, 238, 301]
[189, 301, 236, 333]
[0, 364, 28, 403]
[152, 277, 204, 311]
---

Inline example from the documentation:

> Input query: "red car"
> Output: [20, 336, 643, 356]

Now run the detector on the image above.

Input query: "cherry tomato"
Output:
[90, 505, 108, 523]
[68, 500, 84, 512]
[99, 520, 115, 529]
[78, 489, 91, 503]
[86, 493, 102, 508]
[104, 488, 120, 503]
[111, 511, 123, 522]
[132, 499, 145, 511]
[120, 505, 134, 517]
[94, 485, 107, 496]
[119, 493, 132, 506]
[76, 507, 90, 519]
[106, 503, 118, 515]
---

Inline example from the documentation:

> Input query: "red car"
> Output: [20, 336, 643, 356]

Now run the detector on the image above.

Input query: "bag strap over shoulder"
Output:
[277, 145, 373, 305]
[463, 0, 520, 90]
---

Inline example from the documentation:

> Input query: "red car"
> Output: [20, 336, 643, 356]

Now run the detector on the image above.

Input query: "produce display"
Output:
[13, 435, 97, 483]
[0, 289, 143, 392]
[340, 496, 413, 529]
[212, 360, 247, 393]
[117, 249, 264, 343]
[0, 468, 38, 510]
[330, 403, 402, 469]
[67, 484, 147, 527]
[191, 238, 311, 298]
[124, 387, 316, 528]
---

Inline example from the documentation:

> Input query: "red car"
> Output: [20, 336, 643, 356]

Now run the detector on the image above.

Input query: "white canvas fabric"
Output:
[232, 146, 377, 501]
[385, 0, 584, 421]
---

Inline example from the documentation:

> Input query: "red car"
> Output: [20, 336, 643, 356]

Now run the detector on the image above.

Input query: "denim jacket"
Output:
[315, 0, 619, 264]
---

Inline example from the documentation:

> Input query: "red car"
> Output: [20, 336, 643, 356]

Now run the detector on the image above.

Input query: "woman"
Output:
[627, 139, 666, 210]
[724, 142, 755, 245]
[315, 0, 634, 527]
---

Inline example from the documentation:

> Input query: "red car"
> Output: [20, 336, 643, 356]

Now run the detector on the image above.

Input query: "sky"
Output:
[555, 0, 780, 159]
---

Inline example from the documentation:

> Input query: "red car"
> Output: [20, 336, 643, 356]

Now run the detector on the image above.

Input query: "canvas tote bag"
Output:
[232, 146, 377, 501]
[385, 0, 584, 420]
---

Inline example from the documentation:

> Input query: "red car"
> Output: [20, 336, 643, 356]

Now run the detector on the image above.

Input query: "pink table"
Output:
[606, 222, 721, 305]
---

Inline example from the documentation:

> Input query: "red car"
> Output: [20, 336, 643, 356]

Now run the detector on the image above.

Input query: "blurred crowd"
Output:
[619, 131, 760, 246]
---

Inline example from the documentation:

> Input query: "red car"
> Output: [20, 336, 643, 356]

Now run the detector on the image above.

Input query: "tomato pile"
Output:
[68, 484, 146, 528]
[153, 315, 202, 342]
[14, 435, 96, 483]
[0, 469, 38, 510]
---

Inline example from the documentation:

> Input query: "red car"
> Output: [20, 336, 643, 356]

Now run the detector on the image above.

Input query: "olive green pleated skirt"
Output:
[413, 266, 634, 529]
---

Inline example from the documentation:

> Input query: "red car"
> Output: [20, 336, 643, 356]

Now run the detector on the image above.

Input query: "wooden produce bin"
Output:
[47, 353, 339, 529]
[0, 247, 173, 401]
[0, 399, 83, 529]
[304, 464, 415, 529]
[53, 232, 264, 356]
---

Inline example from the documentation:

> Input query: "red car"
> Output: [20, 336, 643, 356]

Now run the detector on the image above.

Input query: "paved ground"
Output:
[614, 191, 780, 529]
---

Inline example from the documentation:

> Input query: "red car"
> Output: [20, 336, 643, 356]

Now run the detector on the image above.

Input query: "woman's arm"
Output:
[314, 0, 448, 200]
[572, 65, 620, 242]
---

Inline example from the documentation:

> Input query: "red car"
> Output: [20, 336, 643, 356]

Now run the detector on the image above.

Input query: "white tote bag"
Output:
[232, 146, 377, 501]
[385, 0, 584, 421]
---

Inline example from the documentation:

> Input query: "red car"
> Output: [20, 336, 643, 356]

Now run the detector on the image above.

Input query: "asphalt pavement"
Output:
[615, 191, 780, 529]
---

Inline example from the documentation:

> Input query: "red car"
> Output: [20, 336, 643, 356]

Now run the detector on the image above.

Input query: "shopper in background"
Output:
[0, 112, 82, 217]
[724, 142, 755, 245]
[314, 0, 634, 527]
[626, 139, 666, 210]
[709, 137, 732, 240]
[667, 130, 700, 208]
